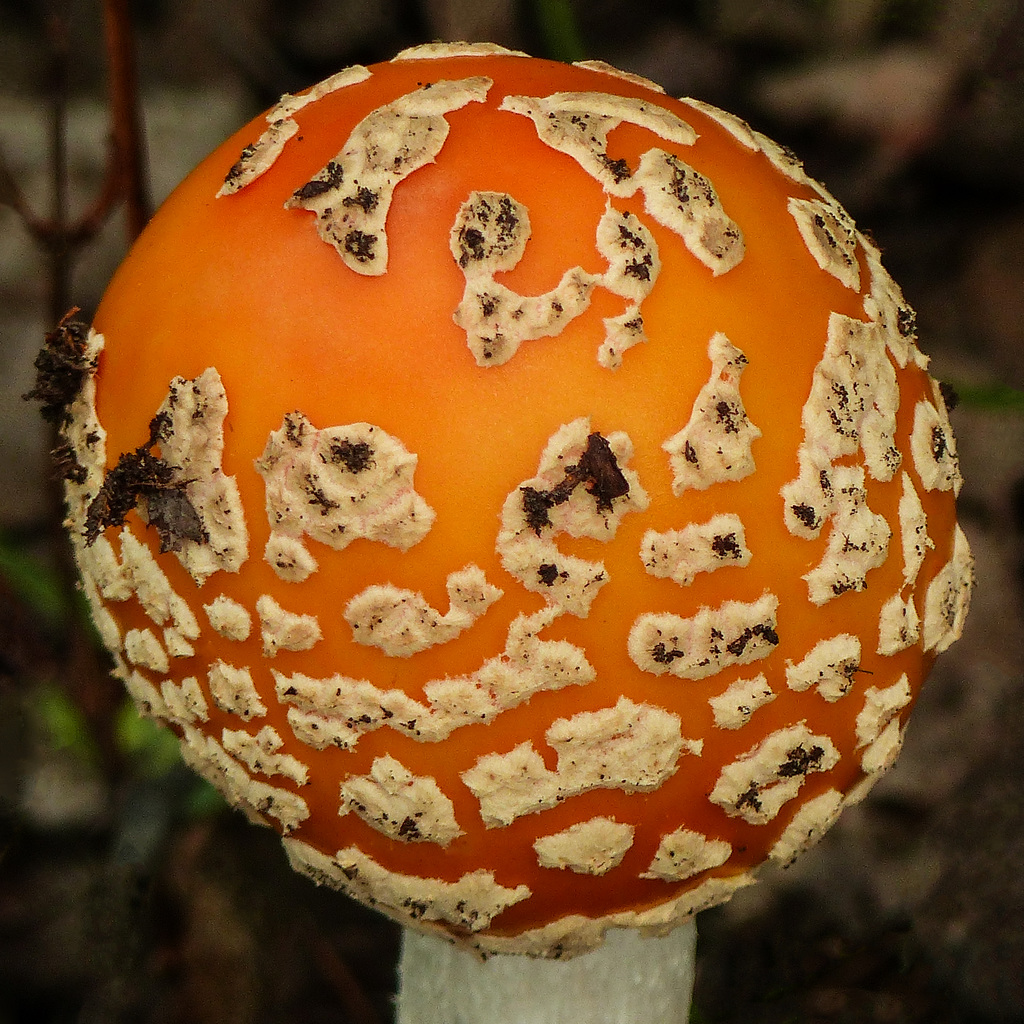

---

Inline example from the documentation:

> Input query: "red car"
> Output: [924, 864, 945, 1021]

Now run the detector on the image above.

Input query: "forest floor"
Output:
[2, 2, 1022, 1021]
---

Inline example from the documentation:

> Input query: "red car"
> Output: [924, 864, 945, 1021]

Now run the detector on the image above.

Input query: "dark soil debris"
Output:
[23, 310, 96, 427]
[83, 418, 206, 552]
[520, 432, 630, 534]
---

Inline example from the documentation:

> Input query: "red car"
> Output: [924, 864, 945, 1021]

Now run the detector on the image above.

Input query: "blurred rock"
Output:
[19, 751, 109, 832]
[756, 47, 957, 152]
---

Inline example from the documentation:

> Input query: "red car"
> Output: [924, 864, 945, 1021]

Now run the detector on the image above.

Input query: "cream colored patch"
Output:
[594, 206, 660, 369]
[127, 370, 247, 584]
[877, 593, 921, 655]
[803, 465, 891, 605]
[218, 66, 372, 196]
[73, 540, 124, 651]
[450, 195, 661, 367]
[810, 314, 900, 480]
[501, 92, 744, 276]
[393, 41, 530, 60]
[207, 660, 267, 720]
[77, 534, 131, 603]
[596, 205, 661, 304]
[160, 676, 209, 725]
[533, 817, 635, 875]
[641, 512, 751, 587]
[780, 455, 835, 540]
[263, 533, 319, 582]
[340, 755, 463, 847]
[76, 530, 199, 660]
[911, 387, 963, 495]
[218, 117, 298, 197]
[455, 263, 595, 367]
[636, 149, 744, 274]
[751, 129, 809, 185]
[222, 725, 309, 786]
[180, 726, 308, 833]
[769, 789, 844, 867]
[344, 564, 502, 657]
[471, 871, 757, 958]
[82, 585, 122, 655]
[599, 308, 648, 370]
[256, 594, 321, 657]
[709, 723, 840, 825]
[60, 336, 122, 655]
[788, 197, 860, 291]
[663, 333, 761, 493]
[573, 60, 666, 93]
[172, 595, 200, 637]
[277, 67, 377, 117]
[60, 327, 108, 540]
[861, 234, 928, 370]
[118, 529, 174, 622]
[641, 827, 731, 882]
[276, 607, 594, 749]
[162, 626, 194, 659]
[497, 419, 648, 617]
[142, 369, 249, 583]
[420, 608, 594, 735]
[922, 524, 974, 653]
[463, 697, 692, 827]
[283, 839, 530, 934]
[204, 594, 252, 641]
[785, 634, 861, 703]
[276, 672, 420, 751]
[256, 413, 435, 554]
[680, 97, 758, 150]
[859, 718, 905, 778]
[449, 190, 532, 276]
[708, 673, 775, 730]
[112, 531, 202, 653]
[500, 91, 697, 192]
[898, 471, 932, 587]
[782, 312, 902, 540]
[287, 77, 492, 274]
[123, 668, 169, 720]
[629, 592, 779, 680]
[124, 627, 169, 675]
[856, 674, 912, 749]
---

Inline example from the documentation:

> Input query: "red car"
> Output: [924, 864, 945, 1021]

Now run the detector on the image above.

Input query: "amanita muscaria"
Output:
[35, 41, 974, 1022]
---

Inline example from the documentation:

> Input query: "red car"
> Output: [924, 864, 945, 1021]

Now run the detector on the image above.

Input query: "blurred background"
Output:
[1, 1, 1022, 1021]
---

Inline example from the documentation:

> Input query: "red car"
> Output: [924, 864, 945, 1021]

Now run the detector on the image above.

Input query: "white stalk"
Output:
[396, 921, 697, 1024]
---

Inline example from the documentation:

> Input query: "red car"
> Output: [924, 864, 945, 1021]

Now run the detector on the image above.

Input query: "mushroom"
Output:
[35, 42, 974, 1023]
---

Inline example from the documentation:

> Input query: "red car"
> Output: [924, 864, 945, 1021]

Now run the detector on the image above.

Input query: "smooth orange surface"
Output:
[89, 52, 960, 940]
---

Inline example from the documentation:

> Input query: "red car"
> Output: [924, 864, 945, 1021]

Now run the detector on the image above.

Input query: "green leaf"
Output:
[183, 776, 227, 817]
[0, 531, 70, 630]
[114, 699, 183, 778]
[531, 0, 587, 62]
[32, 683, 100, 765]
[952, 381, 1024, 414]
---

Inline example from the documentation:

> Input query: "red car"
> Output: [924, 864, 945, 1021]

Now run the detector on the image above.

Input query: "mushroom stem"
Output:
[395, 922, 697, 1023]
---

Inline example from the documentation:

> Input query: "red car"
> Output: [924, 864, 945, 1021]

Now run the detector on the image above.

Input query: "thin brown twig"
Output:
[17, 0, 154, 776]
[0, 0, 152, 316]
[103, 0, 151, 241]
[45, 4, 72, 322]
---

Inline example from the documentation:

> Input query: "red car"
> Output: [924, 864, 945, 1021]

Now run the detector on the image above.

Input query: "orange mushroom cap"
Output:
[47, 42, 972, 957]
